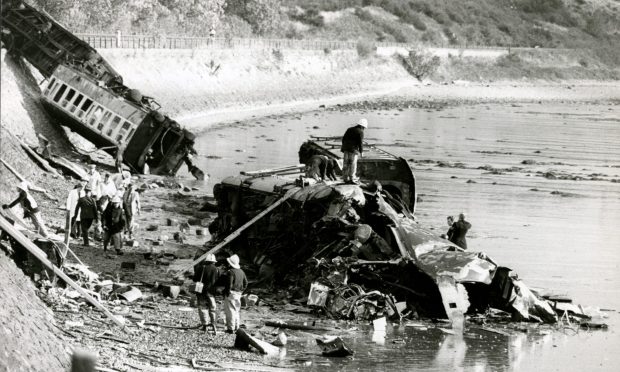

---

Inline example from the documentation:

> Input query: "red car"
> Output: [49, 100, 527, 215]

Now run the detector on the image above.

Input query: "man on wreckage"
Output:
[204, 176, 557, 324]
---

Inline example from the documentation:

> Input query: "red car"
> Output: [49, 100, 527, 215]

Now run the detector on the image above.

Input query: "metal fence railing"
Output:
[76, 33, 531, 52]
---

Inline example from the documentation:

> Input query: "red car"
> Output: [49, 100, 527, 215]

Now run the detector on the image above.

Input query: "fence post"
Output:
[116, 30, 121, 48]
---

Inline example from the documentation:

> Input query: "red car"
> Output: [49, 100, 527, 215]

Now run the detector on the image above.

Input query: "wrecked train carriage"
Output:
[299, 136, 417, 212]
[0, 1, 203, 178]
[210, 175, 556, 323]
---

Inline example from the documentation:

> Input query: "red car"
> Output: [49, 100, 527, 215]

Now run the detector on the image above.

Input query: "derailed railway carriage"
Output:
[1, 1, 203, 178]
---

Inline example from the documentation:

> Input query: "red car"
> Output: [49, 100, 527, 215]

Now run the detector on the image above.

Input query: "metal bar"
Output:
[173, 188, 298, 277]
[0, 215, 124, 327]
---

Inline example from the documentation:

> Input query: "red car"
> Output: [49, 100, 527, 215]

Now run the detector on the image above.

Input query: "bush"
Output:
[496, 53, 522, 68]
[399, 49, 440, 80]
[272, 48, 283, 61]
[323, 47, 332, 55]
[409, 13, 427, 31]
[356, 39, 376, 58]
[290, 7, 325, 27]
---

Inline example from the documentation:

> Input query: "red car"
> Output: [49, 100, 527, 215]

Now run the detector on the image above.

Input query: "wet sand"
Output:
[190, 101, 620, 371]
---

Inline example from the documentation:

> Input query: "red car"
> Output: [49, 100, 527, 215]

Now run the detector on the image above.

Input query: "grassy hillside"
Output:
[282, 0, 619, 48]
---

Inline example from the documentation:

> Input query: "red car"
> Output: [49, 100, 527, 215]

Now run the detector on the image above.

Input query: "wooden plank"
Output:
[0, 157, 50, 195]
[0, 215, 125, 327]
[19, 142, 60, 175]
[173, 188, 298, 277]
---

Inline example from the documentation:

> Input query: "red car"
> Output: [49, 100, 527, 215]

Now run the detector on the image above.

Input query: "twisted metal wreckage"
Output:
[205, 172, 558, 326]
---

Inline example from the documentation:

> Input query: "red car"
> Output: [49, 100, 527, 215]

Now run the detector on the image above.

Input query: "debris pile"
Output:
[207, 175, 599, 328]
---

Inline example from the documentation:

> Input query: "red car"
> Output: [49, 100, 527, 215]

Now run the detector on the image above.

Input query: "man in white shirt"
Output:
[66, 182, 85, 238]
[87, 164, 102, 199]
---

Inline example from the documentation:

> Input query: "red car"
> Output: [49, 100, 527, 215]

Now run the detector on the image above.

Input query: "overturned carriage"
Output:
[1, 1, 203, 178]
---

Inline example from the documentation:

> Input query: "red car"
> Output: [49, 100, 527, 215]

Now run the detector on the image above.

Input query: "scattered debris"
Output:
[316, 336, 354, 357]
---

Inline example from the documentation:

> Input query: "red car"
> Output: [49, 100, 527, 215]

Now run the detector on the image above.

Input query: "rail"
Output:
[74, 33, 561, 53]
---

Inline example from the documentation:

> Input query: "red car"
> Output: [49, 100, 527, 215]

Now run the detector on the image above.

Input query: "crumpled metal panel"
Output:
[416, 250, 497, 284]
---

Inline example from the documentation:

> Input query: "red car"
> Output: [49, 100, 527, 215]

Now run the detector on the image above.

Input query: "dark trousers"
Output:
[80, 218, 94, 246]
[103, 230, 122, 252]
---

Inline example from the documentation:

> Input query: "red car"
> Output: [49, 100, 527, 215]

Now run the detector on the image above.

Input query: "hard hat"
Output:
[204, 253, 216, 263]
[357, 118, 368, 128]
[227, 254, 240, 269]
[112, 196, 122, 203]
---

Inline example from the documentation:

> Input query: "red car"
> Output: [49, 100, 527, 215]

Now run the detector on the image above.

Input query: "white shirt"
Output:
[87, 170, 101, 197]
[100, 180, 117, 199]
[66, 188, 85, 219]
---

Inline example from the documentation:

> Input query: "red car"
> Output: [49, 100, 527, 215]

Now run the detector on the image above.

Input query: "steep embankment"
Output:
[0, 252, 71, 371]
[0, 50, 74, 206]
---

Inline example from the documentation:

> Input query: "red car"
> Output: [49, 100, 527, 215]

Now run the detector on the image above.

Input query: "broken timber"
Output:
[18, 141, 60, 175]
[0, 215, 125, 327]
[173, 188, 298, 277]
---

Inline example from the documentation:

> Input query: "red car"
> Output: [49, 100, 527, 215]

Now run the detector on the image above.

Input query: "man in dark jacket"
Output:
[341, 118, 367, 183]
[193, 253, 220, 334]
[449, 213, 472, 249]
[223, 254, 248, 333]
[74, 185, 99, 247]
[102, 196, 125, 255]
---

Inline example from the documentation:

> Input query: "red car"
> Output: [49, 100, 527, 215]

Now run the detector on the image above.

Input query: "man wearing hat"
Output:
[341, 118, 367, 184]
[101, 196, 125, 254]
[74, 185, 99, 247]
[193, 253, 220, 334]
[2, 181, 48, 237]
[223, 254, 247, 333]
[122, 183, 141, 240]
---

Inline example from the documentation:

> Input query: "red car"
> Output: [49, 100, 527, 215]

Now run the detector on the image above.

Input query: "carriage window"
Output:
[97, 111, 113, 131]
[53, 84, 67, 102]
[87, 105, 104, 126]
[126, 127, 136, 140]
[116, 121, 133, 142]
[44, 78, 56, 95]
[69, 94, 84, 114]
[106, 116, 122, 136]
[61, 88, 75, 108]
[76, 97, 91, 119]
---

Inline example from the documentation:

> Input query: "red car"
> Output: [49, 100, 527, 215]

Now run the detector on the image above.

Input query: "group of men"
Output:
[67, 164, 141, 255]
[1, 163, 141, 257]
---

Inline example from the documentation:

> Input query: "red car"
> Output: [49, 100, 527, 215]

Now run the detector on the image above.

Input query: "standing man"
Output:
[86, 164, 102, 199]
[123, 183, 141, 240]
[223, 254, 248, 334]
[449, 213, 472, 249]
[2, 181, 48, 237]
[74, 185, 99, 247]
[101, 196, 125, 255]
[66, 182, 85, 239]
[193, 253, 219, 334]
[341, 118, 367, 184]
[99, 173, 117, 207]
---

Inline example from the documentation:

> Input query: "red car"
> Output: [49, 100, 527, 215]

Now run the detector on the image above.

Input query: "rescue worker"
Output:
[341, 118, 367, 184]
[2, 181, 48, 237]
[74, 185, 99, 247]
[449, 213, 472, 249]
[305, 154, 338, 182]
[102, 196, 125, 255]
[193, 253, 219, 334]
[223, 254, 247, 334]
[123, 183, 141, 240]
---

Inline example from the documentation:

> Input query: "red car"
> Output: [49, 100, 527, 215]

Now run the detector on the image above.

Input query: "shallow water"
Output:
[189, 103, 620, 371]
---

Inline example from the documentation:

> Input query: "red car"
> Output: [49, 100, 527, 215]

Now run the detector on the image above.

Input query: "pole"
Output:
[0, 215, 124, 327]
[173, 188, 298, 278]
